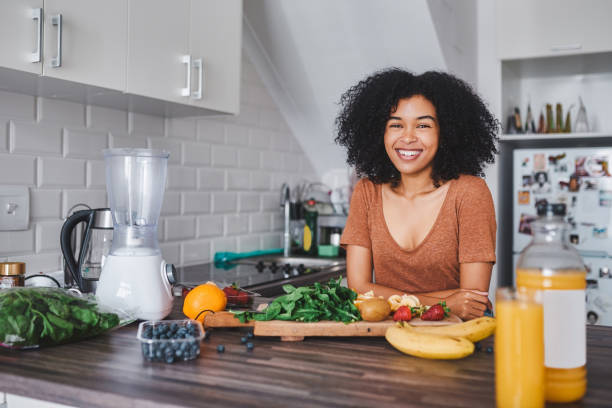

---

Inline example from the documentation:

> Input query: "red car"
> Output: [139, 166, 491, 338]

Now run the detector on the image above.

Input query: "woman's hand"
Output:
[444, 289, 491, 321]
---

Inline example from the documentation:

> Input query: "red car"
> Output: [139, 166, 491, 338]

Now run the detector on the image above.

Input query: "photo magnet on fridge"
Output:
[534, 153, 547, 171]
[569, 234, 580, 245]
[518, 213, 537, 235]
[585, 179, 598, 190]
[599, 190, 612, 207]
[518, 190, 530, 205]
[532, 171, 552, 194]
[522, 175, 533, 187]
[593, 227, 608, 239]
[585, 156, 611, 177]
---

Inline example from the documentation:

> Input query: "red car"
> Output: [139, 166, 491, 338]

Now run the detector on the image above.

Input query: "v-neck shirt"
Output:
[340, 175, 496, 293]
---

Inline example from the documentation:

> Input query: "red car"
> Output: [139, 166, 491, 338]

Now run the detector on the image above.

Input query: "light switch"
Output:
[0, 186, 29, 231]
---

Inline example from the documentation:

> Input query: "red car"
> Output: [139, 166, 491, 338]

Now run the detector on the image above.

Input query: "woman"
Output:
[335, 69, 499, 320]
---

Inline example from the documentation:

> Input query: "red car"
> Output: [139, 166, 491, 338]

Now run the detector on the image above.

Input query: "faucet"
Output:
[280, 183, 291, 257]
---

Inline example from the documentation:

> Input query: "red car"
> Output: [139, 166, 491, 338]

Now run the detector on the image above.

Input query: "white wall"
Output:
[0, 52, 316, 275]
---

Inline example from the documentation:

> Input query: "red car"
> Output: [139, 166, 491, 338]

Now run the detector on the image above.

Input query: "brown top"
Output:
[340, 175, 496, 293]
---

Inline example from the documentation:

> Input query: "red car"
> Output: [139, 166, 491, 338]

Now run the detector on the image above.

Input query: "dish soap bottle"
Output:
[302, 199, 318, 255]
[516, 203, 587, 403]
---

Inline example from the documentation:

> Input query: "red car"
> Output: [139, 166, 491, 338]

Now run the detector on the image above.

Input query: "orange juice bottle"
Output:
[516, 203, 587, 403]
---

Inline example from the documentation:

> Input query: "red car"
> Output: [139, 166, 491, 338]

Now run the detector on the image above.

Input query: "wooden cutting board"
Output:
[204, 311, 462, 341]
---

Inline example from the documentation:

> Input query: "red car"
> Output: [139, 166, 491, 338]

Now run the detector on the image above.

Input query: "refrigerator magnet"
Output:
[522, 157, 530, 167]
[569, 234, 580, 245]
[534, 153, 547, 171]
[593, 227, 608, 239]
[518, 213, 536, 235]
[522, 175, 533, 187]
[585, 179, 598, 190]
[598, 190, 612, 207]
[569, 175, 580, 192]
[518, 190, 530, 205]
[575, 156, 589, 177]
[585, 156, 611, 178]
[532, 171, 552, 194]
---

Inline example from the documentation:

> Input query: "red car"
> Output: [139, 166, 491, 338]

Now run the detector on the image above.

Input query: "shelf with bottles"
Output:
[501, 52, 612, 139]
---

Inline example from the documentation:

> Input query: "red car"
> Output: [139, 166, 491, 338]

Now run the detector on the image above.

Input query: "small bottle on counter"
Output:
[0, 262, 26, 288]
[303, 199, 318, 255]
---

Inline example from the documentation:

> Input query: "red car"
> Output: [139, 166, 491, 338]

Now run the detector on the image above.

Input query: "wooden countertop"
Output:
[1, 298, 611, 408]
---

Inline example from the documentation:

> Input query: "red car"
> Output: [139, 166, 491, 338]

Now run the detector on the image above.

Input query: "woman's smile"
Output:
[395, 148, 423, 161]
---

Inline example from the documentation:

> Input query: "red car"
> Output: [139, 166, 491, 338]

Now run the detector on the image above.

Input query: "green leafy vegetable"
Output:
[0, 287, 121, 348]
[232, 276, 361, 324]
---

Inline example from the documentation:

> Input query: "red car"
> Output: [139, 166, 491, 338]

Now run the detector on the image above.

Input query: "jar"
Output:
[0, 262, 26, 288]
[516, 203, 587, 403]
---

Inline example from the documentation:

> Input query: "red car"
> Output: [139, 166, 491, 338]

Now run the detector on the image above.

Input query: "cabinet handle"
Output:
[181, 55, 191, 97]
[50, 14, 63, 68]
[30, 8, 42, 63]
[192, 58, 203, 99]
[550, 43, 582, 52]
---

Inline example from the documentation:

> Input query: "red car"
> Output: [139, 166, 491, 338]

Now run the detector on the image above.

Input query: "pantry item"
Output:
[516, 202, 587, 403]
[96, 149, 175, 320]
[495, 287, 544, 408]
[0, 262, 25, 288]
[303, 199, 318, 255]
[60, 207, 113, 293]
[137, 320, 204, 364]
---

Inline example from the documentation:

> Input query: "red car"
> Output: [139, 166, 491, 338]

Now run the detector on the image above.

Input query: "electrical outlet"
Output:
[0, 186, 29, 231]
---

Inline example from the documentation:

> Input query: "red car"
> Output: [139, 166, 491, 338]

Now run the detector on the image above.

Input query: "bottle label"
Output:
[542, 289, 586, 368]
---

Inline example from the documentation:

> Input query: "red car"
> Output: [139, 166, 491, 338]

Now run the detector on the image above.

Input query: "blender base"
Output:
[97, 254, 173, 320]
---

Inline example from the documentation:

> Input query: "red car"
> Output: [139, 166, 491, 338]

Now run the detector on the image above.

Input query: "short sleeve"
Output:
[340, 179, 372, 249]
[457, 178, 497, 264]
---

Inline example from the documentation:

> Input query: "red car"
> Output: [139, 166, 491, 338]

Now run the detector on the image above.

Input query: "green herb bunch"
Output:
[233, 277, 361, 323]
[0, 287, 121, 348]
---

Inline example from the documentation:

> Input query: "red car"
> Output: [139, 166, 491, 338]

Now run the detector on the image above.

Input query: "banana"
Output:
[411, 317, 496, 343]
[385, 323, 474, 360]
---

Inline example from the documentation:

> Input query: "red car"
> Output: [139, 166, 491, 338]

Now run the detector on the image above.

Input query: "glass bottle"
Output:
[515, 203, 587, 403]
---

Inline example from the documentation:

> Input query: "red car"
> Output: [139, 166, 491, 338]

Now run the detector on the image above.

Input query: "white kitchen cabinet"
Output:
[497, 0, 612, 60]
[41, 0, 128, 91]
[0, 0, 44, 75]
[127, 0, 191, 105]
[188, 0, 242, 114]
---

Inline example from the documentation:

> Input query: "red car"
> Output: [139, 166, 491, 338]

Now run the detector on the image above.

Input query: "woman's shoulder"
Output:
[453, 174, 490, 192]
[353, 177, 380, 200]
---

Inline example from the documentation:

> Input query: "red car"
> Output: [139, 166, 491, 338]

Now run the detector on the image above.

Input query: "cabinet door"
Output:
[188, 0, 242, 114]
[498, 0, 612, 60]
[42, 0, 127, 91]
[127, 0, 190, 104]
[0, 0, 44, 74]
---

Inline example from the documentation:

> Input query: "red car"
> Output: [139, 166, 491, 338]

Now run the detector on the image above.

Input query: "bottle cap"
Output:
[0, 262, 26, 276]
[536, 202, 566, 217]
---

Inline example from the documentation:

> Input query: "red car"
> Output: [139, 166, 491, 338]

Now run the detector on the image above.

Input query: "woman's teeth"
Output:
[397, 149, 421, 158]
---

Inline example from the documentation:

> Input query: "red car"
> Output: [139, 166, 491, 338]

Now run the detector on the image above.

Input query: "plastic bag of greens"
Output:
[0, 287, 134, 349]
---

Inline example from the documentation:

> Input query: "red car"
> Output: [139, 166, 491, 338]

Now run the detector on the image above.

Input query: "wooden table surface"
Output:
[1, 298, 611, 408]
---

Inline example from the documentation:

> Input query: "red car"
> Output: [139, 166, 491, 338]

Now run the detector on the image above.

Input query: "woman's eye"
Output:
[389, 123, 402, 128]
[417, 123, 431, 129]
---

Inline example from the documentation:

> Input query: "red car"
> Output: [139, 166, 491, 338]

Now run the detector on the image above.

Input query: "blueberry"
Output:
[217, 344, 225, 353]
[486, 346, 494, 354]
[175, 349, 183, 358]
[172, 342, 180, 350]
[155, 349, 163, 359]
[475, 342, 482, 352]
[159, 334, 167, 340]
[246, 342, 254, 351]
[240, 336, 247, 344]
[170, 323, 179, 333]
[246, 332, 254, 339]
[180, 342, 189, 351]
[165, 355, 175, 364]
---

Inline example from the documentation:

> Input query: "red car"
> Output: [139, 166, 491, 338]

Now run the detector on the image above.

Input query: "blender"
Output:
[96, 148, 175, 320]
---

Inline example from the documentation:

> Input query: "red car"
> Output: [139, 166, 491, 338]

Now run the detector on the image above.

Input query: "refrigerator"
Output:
[511, 146, 612, 326]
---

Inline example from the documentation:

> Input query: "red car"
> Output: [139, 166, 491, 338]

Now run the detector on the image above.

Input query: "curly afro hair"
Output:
[335, 68, 499, 186]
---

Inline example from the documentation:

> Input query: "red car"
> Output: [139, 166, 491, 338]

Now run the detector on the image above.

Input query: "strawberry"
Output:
[223, 286, 239, 298]
[237, 290, 250, 305]
[393, 306, 412, 322]
[420, 304, 445, 321]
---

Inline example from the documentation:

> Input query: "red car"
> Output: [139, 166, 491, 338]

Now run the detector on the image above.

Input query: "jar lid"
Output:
[0, 262, 26, 276]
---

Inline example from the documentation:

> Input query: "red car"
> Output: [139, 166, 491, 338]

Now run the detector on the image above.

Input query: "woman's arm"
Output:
[346, 245, 408, 298]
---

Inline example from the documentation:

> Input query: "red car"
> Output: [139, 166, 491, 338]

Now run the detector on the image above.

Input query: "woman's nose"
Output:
[401, 128, 417, 143]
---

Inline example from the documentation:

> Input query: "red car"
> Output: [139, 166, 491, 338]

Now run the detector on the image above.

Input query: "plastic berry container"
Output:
[137, 319, 204, 363]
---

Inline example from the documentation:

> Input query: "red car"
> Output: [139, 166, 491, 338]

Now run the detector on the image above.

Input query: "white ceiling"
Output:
[243, 0, 478, 182]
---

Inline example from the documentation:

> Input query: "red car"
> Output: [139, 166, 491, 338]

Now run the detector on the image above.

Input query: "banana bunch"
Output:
[385, 317, 496, 360]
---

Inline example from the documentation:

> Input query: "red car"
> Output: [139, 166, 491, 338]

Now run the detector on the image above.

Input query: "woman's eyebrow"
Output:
[388, 115, 402, 121]
[417, 115, 437, 122]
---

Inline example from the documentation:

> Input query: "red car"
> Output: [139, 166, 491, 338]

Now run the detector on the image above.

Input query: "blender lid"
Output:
[103, 148, 170, 158]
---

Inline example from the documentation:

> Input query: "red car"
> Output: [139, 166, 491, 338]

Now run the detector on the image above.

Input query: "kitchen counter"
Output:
[1, 298, 612, 408]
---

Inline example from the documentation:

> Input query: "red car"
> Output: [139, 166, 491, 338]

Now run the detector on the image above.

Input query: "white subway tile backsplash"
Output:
[0, 120, 7, 152]
[64, 128, 108, 159]
[250, 213, 271, 232]
[149, 137, 182, 164]
[225, 124, 249, 145]
[38, 157, 85, 187]
[167, 117, 196, 140]
[38, 97, 85, 126]
[110, 132, 147, 148]
[160, 242, 180, 265]
[166, 216, 197, 241]
[259, 108, 283, 130]
[250, 171, 271, 191]
[0, 90, 36, 120]
[261, 193, 280, 212]
[260, 233, 281, 249]
[183, 142, 210, 166]
[62, 190, 107, 217]
[211, 237, 237, 256]
[261, 151, 283, 171]
[161, 192, 181, 215]
[197, 214, 224, 237]
[270, 132, 292, 152]
[131, 112, 164, 136]
[249, 129, 271, 148]
[36, 220, 63, 252]
[212, 192, 237, 214]
[227, 170, 251, 191]
[238, 192, 260, 212]
[183, 192, 211, 214]
[237, 148, 261, 169]
[290, 139, 303, 153]
[236, 105, 259, 126]
[0, 154, 36, 185]
[87, 160, 106, 188]
[9, 252, 62, 275]
[211, 145, 237, 168]
[167, 166, 197, 190]
[197, 120, 225, 143]
[198, 168, 225, 191]
[181, 239, 211, 265]
[30, 189, 62, 219]
[88, 105, 128, 133]
[11, 121, 62, 155]
[225, 214, 249, 235]
[283, 153, 301, 172]
[271, 213, 284, 232]
[237, 235, 260, 252]
[0, 229, 34, 255]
